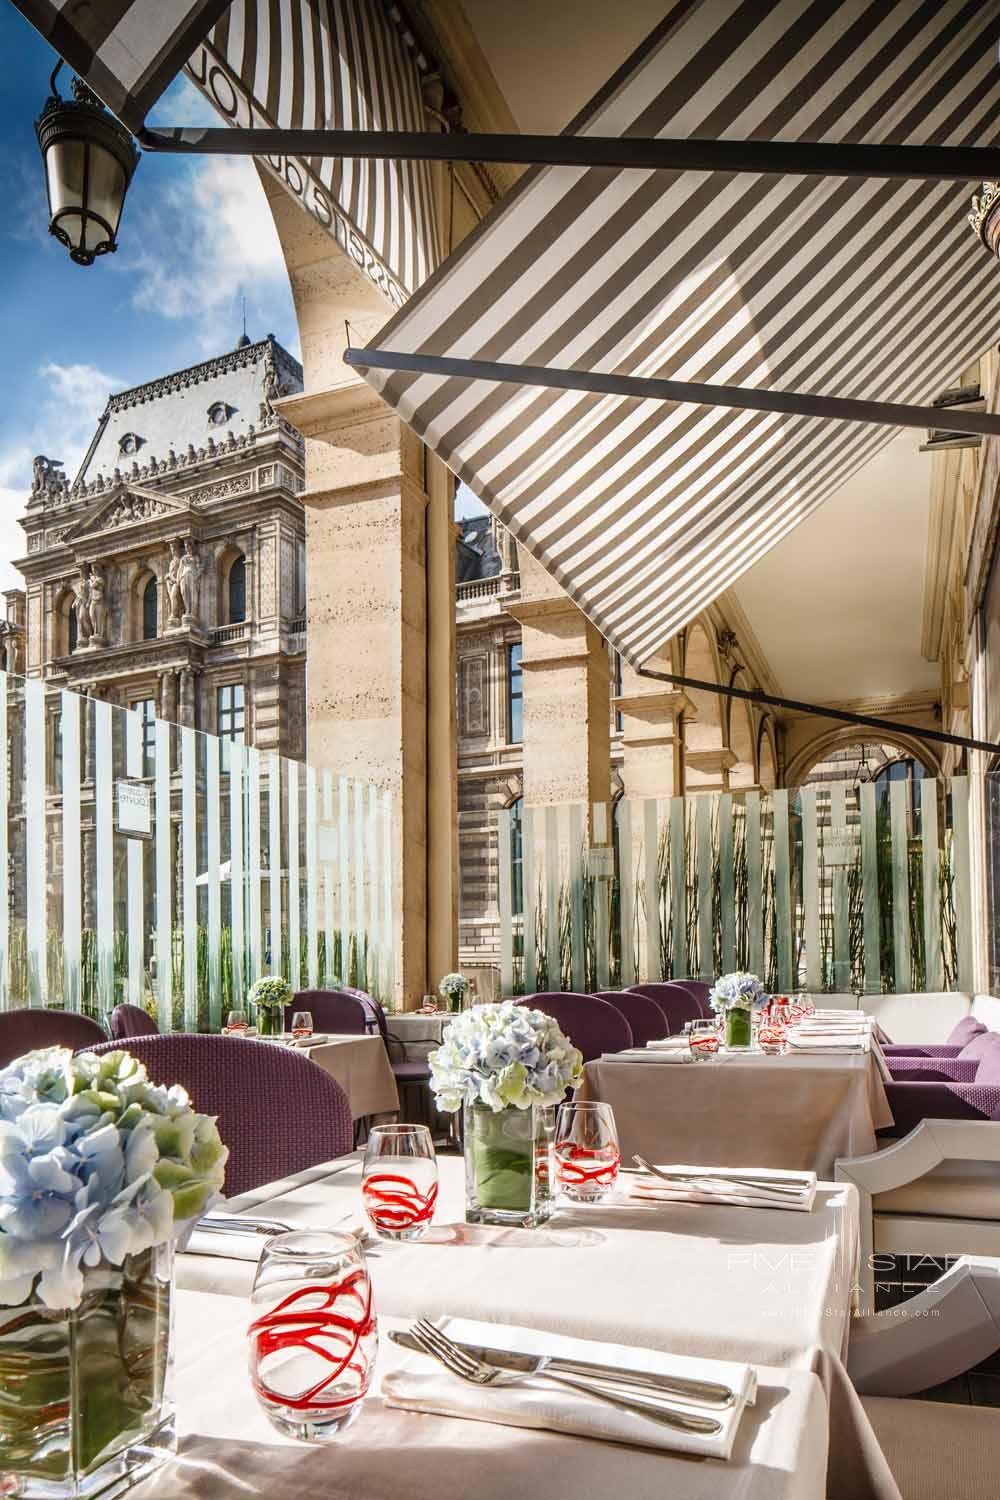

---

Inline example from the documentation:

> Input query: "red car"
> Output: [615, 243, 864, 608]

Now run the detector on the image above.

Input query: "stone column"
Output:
[279, 381, 439, 1008]
[178, 668, 196, 729]
[507, 548, 611, 813]
[613, 645, 690, 802]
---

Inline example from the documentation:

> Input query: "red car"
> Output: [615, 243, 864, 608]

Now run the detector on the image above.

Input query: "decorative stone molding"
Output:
[103, 337, 302, 415]
[182, 474, 254, 505]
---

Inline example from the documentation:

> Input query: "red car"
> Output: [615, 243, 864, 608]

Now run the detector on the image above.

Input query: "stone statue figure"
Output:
[88, 563, 108, 642]
[73, 567, 93, 644]
[177, 539, 201, 620]
[32, 455, 66, 499]
[166, 540, 184, 626]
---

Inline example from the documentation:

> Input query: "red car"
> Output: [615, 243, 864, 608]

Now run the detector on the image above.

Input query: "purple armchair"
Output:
[516, 993, 632, 1061]
[886, 1056, 979, 1083]
[110, 1004, 160, 1041]
[593, 990, 667, 1047]
[284, 989, 370, 1034]
[319, 985, 434, 1124]
[674, 979, 713, 1012]
[884, 1016, 988, 1059]
[626, 982, 705, 1034]
[88, 1034, 353, 1197]
[0, 1007, 106, 1069]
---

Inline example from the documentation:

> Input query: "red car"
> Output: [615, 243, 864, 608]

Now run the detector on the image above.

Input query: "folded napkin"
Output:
[289, 1033, 329, 1048]
[628, 1163, 817, 1213]
[785, 1032, 868, 1053]
[184, 1210, 366, 1260]
[608, 1047, 694, 1064]
[382, 1316, 757, 1460]
[645, 1036, 692, 1050]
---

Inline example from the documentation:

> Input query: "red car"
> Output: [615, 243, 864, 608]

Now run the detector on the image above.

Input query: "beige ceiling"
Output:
[733, 434, 939, 704]
[456, 0, 669, 133]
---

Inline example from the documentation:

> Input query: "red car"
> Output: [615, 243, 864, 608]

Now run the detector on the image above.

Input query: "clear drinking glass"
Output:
[249, 1231, 377, 1440]
[420, 993, 438, 1013]
[224, 1009, 248, 1035]
[291, 1010, 314, 1039]
[362, 1124, 438, 1241]
[689, 1018, 720, 1058]
[553, 1100, 620, 1201]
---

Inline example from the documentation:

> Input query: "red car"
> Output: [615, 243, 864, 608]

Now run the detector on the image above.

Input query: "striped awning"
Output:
[355, 0, 1000, 667]
[12, 0, 232, 130]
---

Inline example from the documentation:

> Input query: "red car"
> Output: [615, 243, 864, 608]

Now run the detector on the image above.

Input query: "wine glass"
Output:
[249, 1230, 377, 1440]
[554, 1100, 620, 1201]
[689, 1018, 720, 1058]
[362, 1124, 438, 1241]
[291, 1010, 314, 1039]
[223, 1009, 248, 1036]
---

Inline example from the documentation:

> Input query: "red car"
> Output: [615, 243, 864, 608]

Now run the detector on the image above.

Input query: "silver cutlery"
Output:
[633, 1154, 806, 1201]
[404, 1320, 722, 1436]
[389, 1328, 733, 1407]
[196, 1213, 293, 1236]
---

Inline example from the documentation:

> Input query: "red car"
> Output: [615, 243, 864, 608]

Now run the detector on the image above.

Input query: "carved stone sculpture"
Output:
[31, 455, 67, 500]
[177, 539, 201, 620]
[89, 563, 108, 643]
[165, 540, 184, 626]
[73, 567, 93, 644]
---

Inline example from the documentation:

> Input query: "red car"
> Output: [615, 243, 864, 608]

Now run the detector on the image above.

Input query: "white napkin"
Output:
[289, 1033, 329, 1048]
[645, 1036, 691, 1050]
[184, 1210, 366, 1260]
[628, 1163, 817, 1213]
[785, 1033, 868, 1053]
[608, 1047, 694, 1064]
[382, 1316, 756, 1460]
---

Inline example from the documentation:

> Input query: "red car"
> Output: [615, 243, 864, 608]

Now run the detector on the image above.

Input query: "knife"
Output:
[388, 1328, 735, 1407]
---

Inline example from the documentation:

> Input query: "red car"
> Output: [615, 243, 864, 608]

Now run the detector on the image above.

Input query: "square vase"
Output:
[463, 1102, 554, 1226]
[0, 1243, 176, 1500]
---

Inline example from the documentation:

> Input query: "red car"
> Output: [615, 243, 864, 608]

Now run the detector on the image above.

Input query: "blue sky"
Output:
[0, 3, 483, 595]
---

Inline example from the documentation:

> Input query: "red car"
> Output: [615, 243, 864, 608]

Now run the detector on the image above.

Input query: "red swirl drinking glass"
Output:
[362, 1124, 438, 1241]
[554, 1100, 620, 1201]
[248, 1231, 377, 1440]
[291, 1011, 314, 1039]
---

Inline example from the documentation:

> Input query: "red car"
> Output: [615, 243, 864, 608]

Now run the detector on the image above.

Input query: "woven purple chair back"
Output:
[285, 989, 369, 1035]
[516, 992, 632, 1062]
[110, 1004, 160, 1041]
[87, 1034, 353, 1197]
[673, 979, 713, 1015]
[0, 1008, 106, 1069]
[625, 982, 704, 1035]
[593, 990, 667, 1047]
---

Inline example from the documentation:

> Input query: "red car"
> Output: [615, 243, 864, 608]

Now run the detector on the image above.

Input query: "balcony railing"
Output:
[210, 622, 250, 646]
[457, 571, 520, 602]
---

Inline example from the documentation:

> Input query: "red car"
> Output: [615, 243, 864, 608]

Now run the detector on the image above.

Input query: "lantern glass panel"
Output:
[44, 137, 85, 217]
[87, 144, 127, 236]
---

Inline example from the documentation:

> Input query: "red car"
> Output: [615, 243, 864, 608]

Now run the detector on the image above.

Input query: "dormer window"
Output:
[118, 433, 143, 456]
[207, 402, 232, 426]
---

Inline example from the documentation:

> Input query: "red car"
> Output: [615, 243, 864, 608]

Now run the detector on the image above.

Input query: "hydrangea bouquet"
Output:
[429, 1003, 582, 1225]
[0, 1048, 228, 1494]
[708, 972, 768, 1050]
[248, 974, 293, 1036]
[438, 971, 469, 1013]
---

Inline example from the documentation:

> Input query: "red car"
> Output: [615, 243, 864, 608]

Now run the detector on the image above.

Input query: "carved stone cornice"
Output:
[104, 337, 302, 415]
[612, 690, 695, 721]
[275, 382, 387, 441]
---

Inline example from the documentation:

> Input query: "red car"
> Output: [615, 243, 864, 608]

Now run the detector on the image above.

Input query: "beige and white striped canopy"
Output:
[358, 0, 1000, 667]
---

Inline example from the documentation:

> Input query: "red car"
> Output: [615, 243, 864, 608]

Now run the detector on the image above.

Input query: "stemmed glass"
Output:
[248, 1230, 377, 1440]
[553, 1100, 620, 1201]
[689, 1018, 720, 1058]
[291, 1010, 314, 1039]
[223, 1009, 248, 1036]
[362, 1124, 438, 1241]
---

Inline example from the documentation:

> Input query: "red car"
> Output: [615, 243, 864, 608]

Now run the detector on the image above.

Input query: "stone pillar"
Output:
[508, 549, 611, 813]
[178, 668, 195, 729]
[613, 646, 690, 802]
[279, 381, 437, 1007]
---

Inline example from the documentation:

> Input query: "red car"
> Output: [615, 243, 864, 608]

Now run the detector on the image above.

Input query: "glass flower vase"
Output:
[464, 1103, 553, 1226]
[0, 1243, 176, 1500]
[257, 1006, 280, 1037]
[725, 1008, 753, 1050]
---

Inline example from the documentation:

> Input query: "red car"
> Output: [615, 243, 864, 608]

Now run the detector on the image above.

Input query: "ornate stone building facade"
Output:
[8, 336, 307, 759]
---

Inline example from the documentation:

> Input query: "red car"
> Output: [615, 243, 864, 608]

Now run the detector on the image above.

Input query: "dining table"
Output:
[577, 1045, 894, 1177]
[286, 1033, 399, 1119]
[171, 1152, 900, 1500]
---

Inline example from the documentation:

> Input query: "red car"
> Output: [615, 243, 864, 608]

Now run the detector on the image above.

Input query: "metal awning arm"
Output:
[639, 669, 999, 758]
[137, 127, 1000, 181]
[342, 348, 1000, 439]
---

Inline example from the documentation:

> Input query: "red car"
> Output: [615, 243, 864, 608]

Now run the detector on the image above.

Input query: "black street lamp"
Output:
[35, 64, 140, 266]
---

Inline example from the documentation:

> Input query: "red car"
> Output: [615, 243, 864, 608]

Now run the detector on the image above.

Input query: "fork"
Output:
[408, 1320, 722, 1436]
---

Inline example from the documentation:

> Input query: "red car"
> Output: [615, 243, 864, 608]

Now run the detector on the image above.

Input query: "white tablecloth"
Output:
[296, 1034, 399, 1119]
[178, 1155, 897, 1499]
[131, 1293, 828, 1500]
[579, 1048, 893, 1176]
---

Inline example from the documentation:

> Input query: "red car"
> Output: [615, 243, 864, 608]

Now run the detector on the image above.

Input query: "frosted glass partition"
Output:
[0, 671, 398, 1027]
[497, 779, 974, 998]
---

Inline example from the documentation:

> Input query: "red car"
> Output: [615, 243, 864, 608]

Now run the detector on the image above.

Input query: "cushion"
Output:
[874, 1159, 1000, 1220]
[975, 1035, 1000, 1085]
[958, 1029, 999, 1062]
[868, 992, 971, 1045]
[946, 1015, 987, 1048]
[863, 1397, 1000, 1500]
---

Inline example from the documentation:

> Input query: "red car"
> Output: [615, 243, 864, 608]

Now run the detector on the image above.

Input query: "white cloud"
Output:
[0, 360, 123, 590]
[122, 152, 297, 357]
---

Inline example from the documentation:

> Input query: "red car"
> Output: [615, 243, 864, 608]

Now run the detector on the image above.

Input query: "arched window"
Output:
[68, 605, 78, 654]
[227, 556, 247, 624]
[142, 577, 157, 640]
[509, 797, 524, 916]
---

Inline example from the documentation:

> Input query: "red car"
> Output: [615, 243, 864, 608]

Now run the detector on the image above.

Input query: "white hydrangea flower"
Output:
[428, 1002, 583, 1113]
